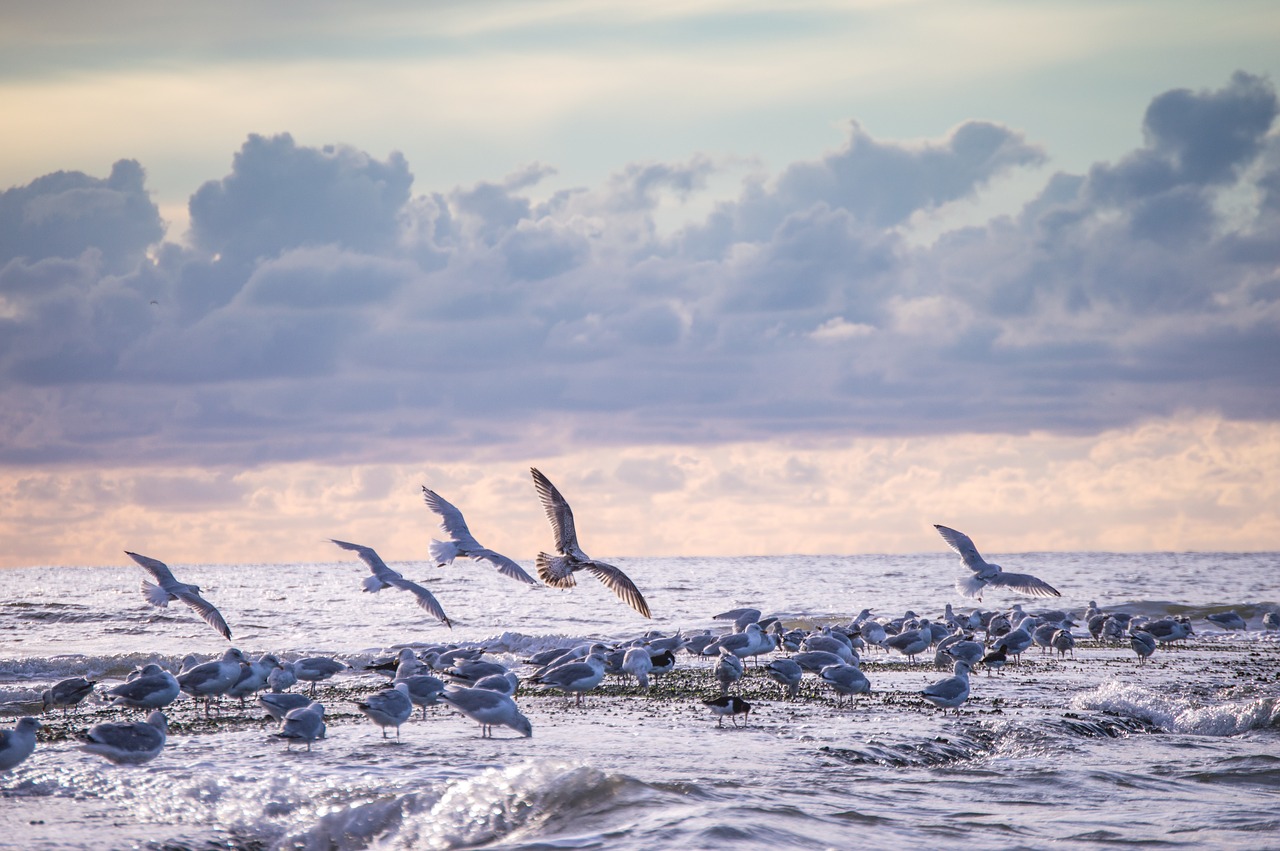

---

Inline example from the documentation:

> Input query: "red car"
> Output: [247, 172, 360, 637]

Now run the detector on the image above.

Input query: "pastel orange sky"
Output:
[2, 4, 1279, 567]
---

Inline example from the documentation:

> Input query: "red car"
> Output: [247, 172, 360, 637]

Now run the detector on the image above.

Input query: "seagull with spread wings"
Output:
[125, 551, 233, 640]
[330, 539, 452, 627]
[421, 485, 538, 585]
[530, 467, 652, 618]
[933, 524, 1061, 600]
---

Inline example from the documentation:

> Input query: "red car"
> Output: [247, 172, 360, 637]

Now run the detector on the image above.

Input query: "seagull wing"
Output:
[420, 486, 480, 548]
[986, 571, 1062, 598]
[330, 539, 402, 582]
[531, 468, 579, 554]
[172, 588, 233, 639]
[385, 577, 453, 627]
[125, 551, 180, 587]
[713, 607, 761, 622]
[933, 525, 988, 573]
[584, 560, 652, 619]
[469, 548, 539, 585]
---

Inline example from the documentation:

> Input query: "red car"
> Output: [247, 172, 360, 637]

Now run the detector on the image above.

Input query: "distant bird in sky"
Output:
[125, 551, 233, 639]
[932, 525, 1061, 600]
[421, 485, 538, 585]
[530, 467, 652, 618]
[331, 539, 451, 627]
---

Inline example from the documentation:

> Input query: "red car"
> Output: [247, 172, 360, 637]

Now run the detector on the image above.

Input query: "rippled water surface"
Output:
[2, 552, 1279, 849]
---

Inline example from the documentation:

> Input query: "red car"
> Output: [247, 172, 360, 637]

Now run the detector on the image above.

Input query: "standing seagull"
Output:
[125, 551, 233, 639]
[933, 525, 1061, 601]
[530, 468, 652, 618]
[331, 539, 451, 628]
[421, 486, 538, 585]
[0, 717, 40, 772]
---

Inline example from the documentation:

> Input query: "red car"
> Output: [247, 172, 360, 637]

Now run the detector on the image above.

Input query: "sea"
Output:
[2, 551, 1279, 850]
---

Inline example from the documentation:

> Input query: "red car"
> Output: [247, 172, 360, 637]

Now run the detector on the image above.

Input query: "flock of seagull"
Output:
[3, 469, 1274, 772]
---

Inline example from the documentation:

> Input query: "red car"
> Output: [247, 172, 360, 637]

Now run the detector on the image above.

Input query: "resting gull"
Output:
[357, 682, 413, 739]
[105, 664, 180, 711]
[440, 687, 533, 738]
[0, 717, 40, 771]
[41, 677, 96, 715]
[275, 702, 326, 751]
[80, 710, 168, 764]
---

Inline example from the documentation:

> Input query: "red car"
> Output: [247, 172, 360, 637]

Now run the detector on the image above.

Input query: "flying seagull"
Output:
[126, 551, 233, 639]
[933, 524, 1061, 600]
[421, 485, 538, 585]
[331, 539, 452, 627]
[530, 467, 651, 618]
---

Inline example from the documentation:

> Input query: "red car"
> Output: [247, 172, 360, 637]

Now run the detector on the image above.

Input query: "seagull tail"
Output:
[536, 553, 578, 589]
[429, 539, 459, 567]
[140, 580, 170, 607]
[955, 575, 986, 600]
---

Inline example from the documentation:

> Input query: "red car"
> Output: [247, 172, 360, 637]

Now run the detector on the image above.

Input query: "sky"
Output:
[2, 1, 1279, 568]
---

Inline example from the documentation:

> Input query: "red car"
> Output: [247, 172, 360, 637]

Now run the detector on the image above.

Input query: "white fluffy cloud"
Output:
[1, 72, 1277, 473]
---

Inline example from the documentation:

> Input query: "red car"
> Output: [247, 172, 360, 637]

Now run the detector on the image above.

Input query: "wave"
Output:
[1071, 682, 1280, 736]
[819, 711, 1163, 769]
[276, 761, 656, 850]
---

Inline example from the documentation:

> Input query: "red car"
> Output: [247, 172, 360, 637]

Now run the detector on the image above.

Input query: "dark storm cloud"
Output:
[1, 72, 1277, 467]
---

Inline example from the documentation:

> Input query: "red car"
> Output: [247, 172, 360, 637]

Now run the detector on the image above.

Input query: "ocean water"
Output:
[1, 551, 1278, 850]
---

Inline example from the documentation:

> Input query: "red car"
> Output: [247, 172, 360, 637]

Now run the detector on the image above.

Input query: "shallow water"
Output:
[2, 552, 1278, 849]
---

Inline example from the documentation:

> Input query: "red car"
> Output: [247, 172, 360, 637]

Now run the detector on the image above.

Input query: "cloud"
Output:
[0, 159, 163, 273]
[0, 72, 1277, 473]
[2, 414, 1276, 567]
[188, 133, 413, 262]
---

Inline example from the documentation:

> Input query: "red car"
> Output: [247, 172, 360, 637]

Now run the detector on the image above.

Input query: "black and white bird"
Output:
[933, 525, 1061, 601]
[126, 551, 233, 639]
[421, 485, 539, 585]
[331, 539, 451, 627]
[530, 468, 651, 618]
[703, 695, 751, 727]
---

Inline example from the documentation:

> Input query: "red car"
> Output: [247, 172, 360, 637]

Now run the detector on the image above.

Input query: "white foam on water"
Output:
[1072, 681, 1280, 736]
